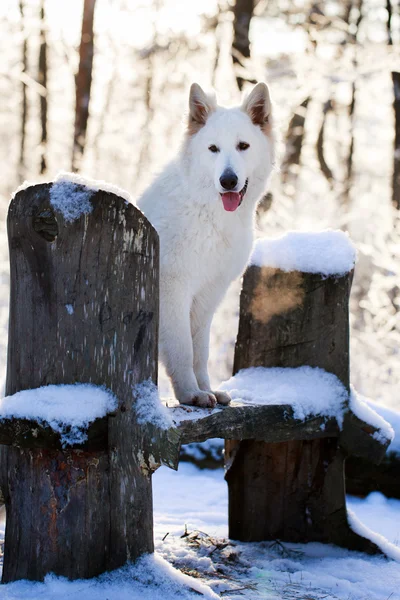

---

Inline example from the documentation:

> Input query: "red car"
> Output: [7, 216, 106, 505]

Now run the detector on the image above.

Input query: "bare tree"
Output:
[231, 0, 257, 90]
[38, 0, 48, 174]
[343, 0, 363, 203]
[281, 97, 310, 185]
[316, 99, 334, 183]
[386, 0, 393, 45]
[72, 0, 96, 172]
[392, 72, 400, 209]
[18, 0, 28, 178]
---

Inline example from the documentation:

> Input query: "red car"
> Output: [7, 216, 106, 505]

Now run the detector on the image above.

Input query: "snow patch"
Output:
[0, 384, 117, 447]
[219, 366, 349, 424]
[53, 171, 133, 203]
[12, 173, 133, 223]
[364, 399, 400, 455]
[350, 388, 394, 446]
[153, 464, 400, 600]
[0, 553, 219, 600]
[250, 229, 357, 276]
[49, 173, 133, 221]
[347, 509, 400, 561]
[166, 401, 222, 425]
[65, 304, 74, 315]
[134, 380, 174, 430]
[50, 179, 95, 222]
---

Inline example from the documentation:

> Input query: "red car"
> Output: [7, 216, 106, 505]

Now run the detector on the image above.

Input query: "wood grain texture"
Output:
[225, 438, 380, 553]
[6, 183, 159, 397]
[0, 182, 170, 582]
[177, 405, 339, 445]
[0, 415, 109, 451]
[233, 266, 353, 382]
[226, 265, 385, 553]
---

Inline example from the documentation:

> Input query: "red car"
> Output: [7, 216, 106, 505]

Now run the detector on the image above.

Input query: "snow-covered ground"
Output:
[1, 463, 399, 599]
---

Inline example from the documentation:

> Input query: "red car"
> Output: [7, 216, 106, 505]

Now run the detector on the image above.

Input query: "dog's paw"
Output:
[180, 390, 217, 408]
[214, 391, 231, 406]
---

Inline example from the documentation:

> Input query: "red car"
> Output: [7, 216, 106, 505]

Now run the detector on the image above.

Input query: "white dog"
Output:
[138, 82, 274, 407]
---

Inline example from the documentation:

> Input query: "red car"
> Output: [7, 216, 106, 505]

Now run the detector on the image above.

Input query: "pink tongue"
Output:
[221, 192, 241, 212]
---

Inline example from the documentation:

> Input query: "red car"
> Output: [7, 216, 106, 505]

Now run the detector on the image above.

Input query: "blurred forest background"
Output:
[0, 0, 399, 409]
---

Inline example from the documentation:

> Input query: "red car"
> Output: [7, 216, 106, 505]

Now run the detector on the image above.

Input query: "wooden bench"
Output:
[0, 181, 391, 583]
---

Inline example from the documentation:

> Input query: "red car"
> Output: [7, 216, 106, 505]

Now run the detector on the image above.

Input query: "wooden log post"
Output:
[0, 182, 179, 582]
[225, 265, 382, 552]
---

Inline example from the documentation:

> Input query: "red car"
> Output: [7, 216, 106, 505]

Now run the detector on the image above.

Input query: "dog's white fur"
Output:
[138, 83, 274, 407]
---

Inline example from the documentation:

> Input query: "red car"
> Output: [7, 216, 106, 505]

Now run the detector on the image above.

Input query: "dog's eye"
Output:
[237, 142, 250, 151]
[208, 145, 220, 153]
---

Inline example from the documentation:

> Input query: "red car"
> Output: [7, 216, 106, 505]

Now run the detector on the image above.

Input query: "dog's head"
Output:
[185, 82, 274, 212]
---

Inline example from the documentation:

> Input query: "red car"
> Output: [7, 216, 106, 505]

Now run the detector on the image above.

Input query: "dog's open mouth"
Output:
[220, 179, 248, 212]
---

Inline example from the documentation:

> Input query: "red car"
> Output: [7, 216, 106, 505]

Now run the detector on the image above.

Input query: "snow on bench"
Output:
[162, 367, 393, 452]
[13, 171, 133, 223]
[350, 389, 395, 447]
[0, 384, 117, 447]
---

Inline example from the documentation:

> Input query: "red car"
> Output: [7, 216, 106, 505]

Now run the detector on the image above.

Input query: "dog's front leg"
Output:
[191, 291, 231, 406]
[159, 282, 216, 408]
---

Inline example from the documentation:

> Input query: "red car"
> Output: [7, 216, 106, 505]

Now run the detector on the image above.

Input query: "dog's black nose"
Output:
[219, 170, 238, 191]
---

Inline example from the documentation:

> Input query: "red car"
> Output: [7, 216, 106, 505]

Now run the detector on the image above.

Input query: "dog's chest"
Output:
[175, 206, 253, 286]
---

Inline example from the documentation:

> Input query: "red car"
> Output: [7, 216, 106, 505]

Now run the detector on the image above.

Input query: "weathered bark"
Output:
[177, 405, 339, 445]
[233, 267, 353, 380]
[226, 439, 376, 552]
[0, 183, 176, 582]
[72, 0, 96, 172]
[225, 265, 384, 552]
[392, 72, 400, 209]
[38, 0, 47, 174]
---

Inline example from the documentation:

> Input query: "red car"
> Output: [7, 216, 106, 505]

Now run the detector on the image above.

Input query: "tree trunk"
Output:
[38, 0, 47, 174]
[72, 0, 96, 172]
[231, 0, 256, 90]
[281, 97, 310, 186]
[225, 265, 381, 552]
[392, 72, 400, 209]
[0, 183, 162, 582]
[18, 0, 28, 178]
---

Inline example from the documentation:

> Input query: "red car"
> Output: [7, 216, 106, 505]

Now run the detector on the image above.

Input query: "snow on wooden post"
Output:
[225, 231, 388, 552]
[0, 178, 179, 583]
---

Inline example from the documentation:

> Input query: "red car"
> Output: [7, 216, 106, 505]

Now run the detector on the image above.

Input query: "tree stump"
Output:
[225, 265, 383, 552]
[0, 182, 179, 582]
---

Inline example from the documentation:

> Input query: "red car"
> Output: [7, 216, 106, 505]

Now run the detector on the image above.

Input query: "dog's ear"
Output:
[242, 82, 272, 132]
[188, 83, 216, 135]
